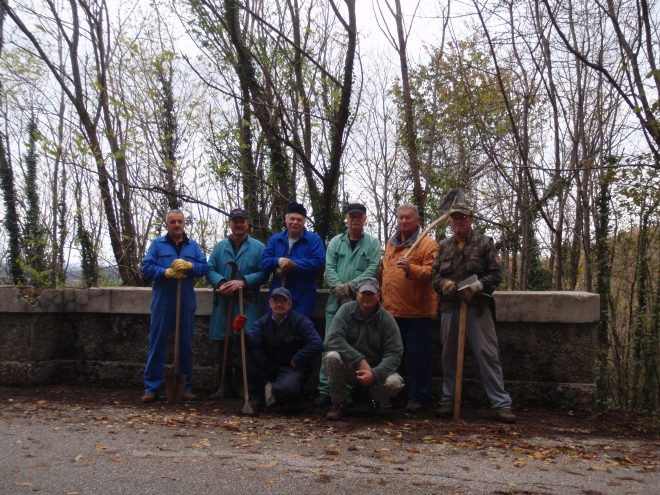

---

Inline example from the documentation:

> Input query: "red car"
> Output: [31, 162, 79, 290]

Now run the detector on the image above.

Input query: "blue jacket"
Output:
[244, 310, 324, 368]
[141, 234, 208, 313]
[261, 228, 325, 318]
[206, 236, 269, 340]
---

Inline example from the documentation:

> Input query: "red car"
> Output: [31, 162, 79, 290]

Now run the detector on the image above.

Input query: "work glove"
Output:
[165, 268, 186, 279]
[332, 284, 353, 305]
[232, 314, 247, 333]
[441, 280, 457, 297]
[278, 257, 296, 274]
[458, 280, 483, 302]
[172, 259, 193, 272]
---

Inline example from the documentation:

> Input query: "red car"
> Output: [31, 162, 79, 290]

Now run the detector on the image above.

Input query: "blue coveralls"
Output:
[260, 228, 325, 319]
[141, 234, 208, 394]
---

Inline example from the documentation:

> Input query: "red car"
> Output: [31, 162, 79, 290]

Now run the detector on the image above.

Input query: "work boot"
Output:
[405, 400, 423, 412]
[141, 393, 158, 403]
[326, 403, 345, 420]
[435, 403, 453, 418]
[370, 399, 386, 417]
[248, 395, 265, 414]
[497, 408, 516, 424]
[312, 393, 332, 407]
[182, 392, 197, 401]
[346, 395, 355, 407]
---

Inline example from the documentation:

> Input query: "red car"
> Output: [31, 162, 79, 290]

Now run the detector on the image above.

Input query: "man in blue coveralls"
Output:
[141, 210, 208, 403]
[206, 208, 269, 399]
[260, 201, 325, 319]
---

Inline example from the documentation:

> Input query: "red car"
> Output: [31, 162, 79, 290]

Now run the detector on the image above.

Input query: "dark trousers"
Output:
[245, 346, 310, 404]
[395, 316, 433, 405]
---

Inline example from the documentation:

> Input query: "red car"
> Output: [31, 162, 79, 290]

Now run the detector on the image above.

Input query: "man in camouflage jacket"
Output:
[430, 203, 515, 424]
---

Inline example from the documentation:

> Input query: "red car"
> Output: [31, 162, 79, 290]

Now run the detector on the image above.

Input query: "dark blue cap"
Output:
[229, 208, 248, 219]
[286, 201, 307, 218]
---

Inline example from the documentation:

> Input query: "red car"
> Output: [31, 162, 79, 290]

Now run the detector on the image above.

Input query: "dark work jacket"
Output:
[244, 309, 324, 369]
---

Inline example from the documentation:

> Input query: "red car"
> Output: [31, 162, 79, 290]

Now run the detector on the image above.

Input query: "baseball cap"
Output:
[449, 203, 473, 217]
[346, 203, 367, 215]
[229, 208, 248, 220]
[271, 287, 292, 300]
[357, 277, 380, 293]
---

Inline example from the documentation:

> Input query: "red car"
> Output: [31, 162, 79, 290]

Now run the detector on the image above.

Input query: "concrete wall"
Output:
[0, 286, 599, 410]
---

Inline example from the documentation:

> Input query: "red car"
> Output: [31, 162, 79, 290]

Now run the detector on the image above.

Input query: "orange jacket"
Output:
[379, 233, 439, 318]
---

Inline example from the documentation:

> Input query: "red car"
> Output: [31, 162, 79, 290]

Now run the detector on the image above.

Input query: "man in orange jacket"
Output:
[379, 204, 438, 412]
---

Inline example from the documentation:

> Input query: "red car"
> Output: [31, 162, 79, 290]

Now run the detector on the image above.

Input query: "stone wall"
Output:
[0, 287, 599, 410]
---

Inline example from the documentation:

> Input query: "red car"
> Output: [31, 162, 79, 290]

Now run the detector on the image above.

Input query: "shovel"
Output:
[453, 274, 478, 420]
[238, 287, 253, 415]
[165, 278, 186, 403]
[403, 188, 465, 259]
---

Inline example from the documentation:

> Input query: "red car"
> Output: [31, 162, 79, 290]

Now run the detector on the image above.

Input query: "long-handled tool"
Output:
[238, 287, 253, 415]
[453, 274, 478, 420]
[218, 296, 233, 399]
[165, 278, 186, 403]
[403, 188, 465, 259]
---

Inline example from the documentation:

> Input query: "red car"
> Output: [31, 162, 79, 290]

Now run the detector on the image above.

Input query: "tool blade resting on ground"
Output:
[165, 279, 186, 403]
[403, 188, 466, 259]
[453, 274, 478, 420]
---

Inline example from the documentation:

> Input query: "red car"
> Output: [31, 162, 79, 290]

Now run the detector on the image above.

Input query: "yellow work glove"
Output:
[172, 259, 193, 272]
[441, 280, 457, 297]
[278, 257, 296, 274]
[458, 280, 483, 302]
[165, 268, 186, 279]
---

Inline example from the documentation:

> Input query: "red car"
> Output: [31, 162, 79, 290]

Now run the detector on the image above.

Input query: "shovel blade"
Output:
[242, 401, 254, 415]
[437, 188, 466, 213]
[164, 373, 186, 403]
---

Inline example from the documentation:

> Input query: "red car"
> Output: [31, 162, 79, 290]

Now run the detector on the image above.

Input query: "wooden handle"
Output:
[239, 288, 249, 405]
[173, 278, 182, 373]
[454, 300, 467, 420]
[403, 211, 451, 259]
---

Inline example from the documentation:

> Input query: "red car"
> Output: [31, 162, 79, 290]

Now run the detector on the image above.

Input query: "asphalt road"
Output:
[1, 387, 658, 494]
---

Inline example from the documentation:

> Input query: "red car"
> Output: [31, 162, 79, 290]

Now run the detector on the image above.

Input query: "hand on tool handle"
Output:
[278, 257, 296, 274]
[172, 259, 193, 272]
[165, 268, 186, 279]
[441, 280, 457, 297]
[232, 314, 247, 333]
[458, 280, 483, 302]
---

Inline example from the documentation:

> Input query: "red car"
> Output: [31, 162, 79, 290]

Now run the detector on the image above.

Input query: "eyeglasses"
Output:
[270, 298, 290, 305]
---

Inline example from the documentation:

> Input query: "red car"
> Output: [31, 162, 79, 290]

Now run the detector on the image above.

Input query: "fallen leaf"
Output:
[260, 461, 278, 469]
[12, 468, 20, 473]
[160, 474, 169, 479]
[291, 454, 302, 459]
[265, 478, 278, 483]
[385, 457, 395, 463]
[316, 475, 332, 484]
[74, 455, 83, 462]
[589, 466, 608, 472]
[86, 460, 96, 466]
[95, 443, 107, 451]
[622, 456, 637, 466]
[110, 457, 122, 462]
[512, 462, 526, 468]
[13, 482, 32, 487]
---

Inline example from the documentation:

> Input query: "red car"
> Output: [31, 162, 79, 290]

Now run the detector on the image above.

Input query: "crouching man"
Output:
[323, 277, 404, 420]
[233, 288, 323, 414]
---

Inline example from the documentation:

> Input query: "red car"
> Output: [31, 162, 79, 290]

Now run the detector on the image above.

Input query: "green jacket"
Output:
[325, 230, 381, 327]
[326, 301, 403, 385]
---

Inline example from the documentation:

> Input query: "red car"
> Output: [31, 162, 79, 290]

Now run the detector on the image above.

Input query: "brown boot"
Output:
[326, 403, 345, 420]
[141, 393, 158, 403]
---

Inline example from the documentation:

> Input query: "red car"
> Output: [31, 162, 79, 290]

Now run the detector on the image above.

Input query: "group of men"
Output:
[140, 200, 515, 424]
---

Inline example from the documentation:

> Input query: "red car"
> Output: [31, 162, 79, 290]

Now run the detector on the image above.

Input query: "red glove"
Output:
[233, 314, 247, 332]
[290, 360, 298, 369]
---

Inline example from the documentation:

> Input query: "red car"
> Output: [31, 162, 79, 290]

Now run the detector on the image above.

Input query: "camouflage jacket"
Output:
[430, 231, 502, 305]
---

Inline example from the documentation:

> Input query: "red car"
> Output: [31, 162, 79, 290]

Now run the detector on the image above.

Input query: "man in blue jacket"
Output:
[233, 288, 324, 414]
[141, 210, 208, 403]
[206, 208, 269, 399]
[260, 201, 325, 319]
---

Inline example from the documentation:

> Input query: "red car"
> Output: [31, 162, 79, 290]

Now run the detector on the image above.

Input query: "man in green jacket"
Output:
[323, 277, 404, 420]
[313, 203, 381, 407]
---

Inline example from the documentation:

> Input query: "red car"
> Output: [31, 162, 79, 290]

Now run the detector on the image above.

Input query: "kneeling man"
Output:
[323, 277, 404, 420]
[233, 288, 323, 414]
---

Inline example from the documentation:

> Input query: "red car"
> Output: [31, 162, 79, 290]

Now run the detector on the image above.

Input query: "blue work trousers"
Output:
[395, 316, 433, 406]
[246, 346, 310, 405]
[143, 308, 195, 394]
